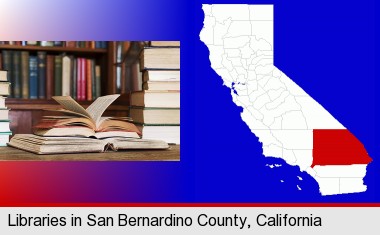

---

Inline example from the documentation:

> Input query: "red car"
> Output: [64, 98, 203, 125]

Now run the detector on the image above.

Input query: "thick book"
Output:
[0, 70, 7, 82]
[0, 96, 5, 108]
[46, 55, 54, 99]
[140, 47, 180, 70]
[54, 55, 62, 96]
[0, 120, 11, 132]
[149, 41, 180, 47]
[0, 132, 11, 147]
[0, 83, 11, 96]
[130, 107, 180, 125]
[37, 51, 47, 99]
[62, 55, 71, 96]
[143, 81, 180, 91]
[130, 91, 180, 108]
[29, 56, 38, 99]
[12, 51, 21, 98]
[20, 51, 29, 99]
[34, 94, 141, 138]
[8, 134, 169, 155]
[143, 70, 180, 82]
[137, 125, 180, 145]
[0, 108, 9, 120]
[1, 51, 12, 93]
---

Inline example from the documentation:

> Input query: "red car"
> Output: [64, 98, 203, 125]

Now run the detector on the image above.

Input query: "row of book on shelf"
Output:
[0, 50, 102, 100]
[0, 41, 108, 49]
[0, 70, 11, 146]
[131, 41, 180, 144]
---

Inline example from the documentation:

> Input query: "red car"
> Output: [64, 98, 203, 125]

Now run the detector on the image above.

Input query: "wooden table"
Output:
[0, 145, 180, 161]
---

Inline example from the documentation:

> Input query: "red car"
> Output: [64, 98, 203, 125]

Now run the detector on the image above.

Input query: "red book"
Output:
[81, 58, 87, 101]
[46, 55, 54, 99]
[76, 58, 81, 100]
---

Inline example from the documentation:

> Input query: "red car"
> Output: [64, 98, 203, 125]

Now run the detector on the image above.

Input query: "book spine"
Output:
[46, 55, 54, 99]
[91, 60, 96, 99]
[71, 57, 77, 100]
[54, 55, 62, 96]
[95, 41, 102, 49]
[53, 41, 63, 47]
[37, 51, 47, 99]
[29, 56, 38, 99]
[0, 52, 2, 70]
[95, 65, 101, 98]
[76, 58, 81, 100]
[81, 58, 86, 100]
[20, 51, 29, 99]
[86, 59, 92, 101]
[66, 41, 76, 48]
[1, 51, 12, 93]
[40, 41, 54, 47]
[62, 56, 71, 96]
[27, 41, 38, 46]
[12, 51, 21, 98]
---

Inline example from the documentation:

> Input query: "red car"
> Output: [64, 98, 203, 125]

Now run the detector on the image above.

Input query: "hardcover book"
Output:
[29, 56, 38, 99]
[130, 107, 180, 125]
[12, 51, 21, 98]
[140, 47, 180, 70]
[0, 70, 8, 82]
[8, 134, 169, 155]
[0, 82, 11, 96]
[37, 51, 47, 99]
[20, 51, 29, 99]
[143, 70, 180, 82]
[130, 91, 180, 108]
[149, 41, 180, 47]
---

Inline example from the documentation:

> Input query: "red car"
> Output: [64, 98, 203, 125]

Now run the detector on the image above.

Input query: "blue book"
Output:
[29, 56, 38, 99]
[37, 51, 46, 99]
[95, 41, 102, 48]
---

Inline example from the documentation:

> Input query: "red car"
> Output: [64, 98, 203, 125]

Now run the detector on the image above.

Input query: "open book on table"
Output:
[33, 94, 141, 138]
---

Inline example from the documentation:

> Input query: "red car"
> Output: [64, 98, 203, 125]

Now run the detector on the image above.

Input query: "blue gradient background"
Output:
[0, 0, 379, 203]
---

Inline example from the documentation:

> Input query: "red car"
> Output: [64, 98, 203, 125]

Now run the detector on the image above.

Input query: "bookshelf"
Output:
[0, 41, 136, 135]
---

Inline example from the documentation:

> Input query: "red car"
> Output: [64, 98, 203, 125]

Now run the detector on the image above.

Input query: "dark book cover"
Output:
[53, 41, 63, 47]
[1, 51, 13, 97]
[76, 58, 81, 100]
[91, 60, 96, 99]
[54, 55, 62, 96]
[37, 51, 47, 99]
[71, 57, 77, 100]
[20, 51, 30, 99]
[46, 55, 54, 99]
[12, 51, 22, 98]
[29, 56, 38, 99]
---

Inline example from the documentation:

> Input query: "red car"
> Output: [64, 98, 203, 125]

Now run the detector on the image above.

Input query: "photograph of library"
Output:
[0, 41, 180, 161]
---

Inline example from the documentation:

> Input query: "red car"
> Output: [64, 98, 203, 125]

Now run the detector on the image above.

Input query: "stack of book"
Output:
[130, 41, 180, 144]
[0, 70, 11, 146]
[0, 51, 101, 100]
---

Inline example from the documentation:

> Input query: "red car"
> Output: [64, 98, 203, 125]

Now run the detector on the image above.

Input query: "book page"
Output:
[86, 94, 120, 127]
[52, 96, 91, 118]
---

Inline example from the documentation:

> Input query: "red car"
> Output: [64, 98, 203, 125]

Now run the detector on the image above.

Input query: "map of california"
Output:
[199, 4, 371, 195]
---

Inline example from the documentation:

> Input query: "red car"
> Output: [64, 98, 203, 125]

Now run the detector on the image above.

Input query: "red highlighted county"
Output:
[312, 129, 372, 167]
